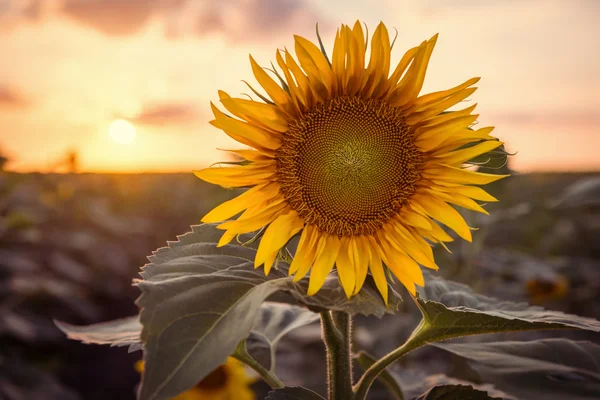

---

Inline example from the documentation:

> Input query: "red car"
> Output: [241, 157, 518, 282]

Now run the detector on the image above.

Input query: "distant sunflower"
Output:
[196, 21, 507, 303]
[136, 358, 255, 400]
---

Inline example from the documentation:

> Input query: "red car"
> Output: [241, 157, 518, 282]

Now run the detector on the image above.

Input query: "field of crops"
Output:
[1, 170, 599, 399]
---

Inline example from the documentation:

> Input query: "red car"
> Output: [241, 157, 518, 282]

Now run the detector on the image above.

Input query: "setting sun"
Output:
[109, 119, 137, 144]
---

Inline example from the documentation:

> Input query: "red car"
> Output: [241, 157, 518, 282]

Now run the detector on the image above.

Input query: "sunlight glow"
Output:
[109, 119, 137, 144]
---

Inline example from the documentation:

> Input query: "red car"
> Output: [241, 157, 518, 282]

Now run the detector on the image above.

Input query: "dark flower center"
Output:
[196, 365, 228, 390]
[277, 96, 423, 236]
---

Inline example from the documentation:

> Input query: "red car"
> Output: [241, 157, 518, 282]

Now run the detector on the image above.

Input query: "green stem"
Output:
[353, 319, 430, 400]
[232, 349, 284, 389]
[321, 311, 354, 400]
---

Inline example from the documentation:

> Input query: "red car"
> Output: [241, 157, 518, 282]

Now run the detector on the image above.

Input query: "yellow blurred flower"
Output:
[526, 276, 569, 304]
[196, 21, 506, 303]
[136, 358, 256, 400]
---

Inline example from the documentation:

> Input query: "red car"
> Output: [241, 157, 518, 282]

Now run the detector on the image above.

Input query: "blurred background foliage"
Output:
[1, 150, 600, 399]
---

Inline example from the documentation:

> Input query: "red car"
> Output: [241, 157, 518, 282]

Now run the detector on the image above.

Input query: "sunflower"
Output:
[196, 21, 507, 303]
[136, 358, 256, 400]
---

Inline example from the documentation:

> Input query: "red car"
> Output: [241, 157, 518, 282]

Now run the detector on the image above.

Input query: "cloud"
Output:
[191, 0, 323, 40]
[490, 111, 600, 128]
[61, 0, 183, 36]
[130, 103, 203, 126]
[0, 86, 30, 108]
[1, 0, 325, 40]
[0, 0, 44, 31]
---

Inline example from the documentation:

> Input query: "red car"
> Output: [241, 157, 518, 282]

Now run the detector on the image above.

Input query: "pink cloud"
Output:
[1, 0, 326, 40]
[130, 103, 203, 127]
[0, 86, 30, 108]
[61, 0, 183, 36]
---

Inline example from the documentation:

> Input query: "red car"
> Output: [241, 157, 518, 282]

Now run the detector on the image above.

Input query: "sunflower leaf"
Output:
[415, 273, 600, 340]
[403, 373, 513, 400]
[54, 316, 143, 352]
[136, 224, 399, 400]
[54, 302, 319, 359]
[136, 239, 290, 399]
[242, 302, 319, 371]
[434, 339, 600, 400]
[356, 360, 513, 400]
[266, 386, 326, 400]
[415, 384, 502, 400]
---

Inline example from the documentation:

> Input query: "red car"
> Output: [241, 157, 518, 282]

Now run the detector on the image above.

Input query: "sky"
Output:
[0, 0, 598, 173]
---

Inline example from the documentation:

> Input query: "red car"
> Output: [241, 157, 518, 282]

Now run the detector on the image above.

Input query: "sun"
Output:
[109, 119, 136, 144]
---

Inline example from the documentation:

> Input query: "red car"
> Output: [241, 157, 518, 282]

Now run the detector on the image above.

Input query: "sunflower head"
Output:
[196, 21, 507, 303]
[136, 358, 256, 400]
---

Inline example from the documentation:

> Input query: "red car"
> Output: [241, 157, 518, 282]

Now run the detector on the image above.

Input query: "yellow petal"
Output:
[217, 230, 238, 247]
[249, 55, 293, 114]
[398, 209, 432, 230]
[307, 234, 341, 296]
[399, 224, 436, 263]
[217, 198, 288, 235]
[363, 22, 391, 97]
[346, 21, 366, 95]
[387, 45, 419, 88]
[193, 164, 275, 187]
[432, 128, 498, 155]
[221, 97, 288, 133]
[275, 50, 304, 114]
[427, 189, 489, 215]
[335, 237, 356, 299]
[294, 35, 332, 97]
[332, 27, 348, 94]
[413, 194, 472, 241]
[353, 236, 370, 295]
[384, 222, 438, 271]
[211, 103, 282, 150]
[289, 226, 317, 277]
[438, 185, 498, 202]
[255, 210, 303, 274]
[218, 90, 287, 135]
[406, 87, 477, 125]
[366, 238, 389, 305]
[284, 49, 316, 106]
[222, 149, 273, 161]
[411, 77, 480, 110]
[373, 236, 417, 296]
[381, 237, 425, 287]
[423, 164, 509, 185]
[435, 140, 503, 166]
[202, 182, 279, 223]
[418, 104, 478, 128]
[415, 114, 480, 152]
[425, 220, 454, 243]
[392, 34, 438, 108]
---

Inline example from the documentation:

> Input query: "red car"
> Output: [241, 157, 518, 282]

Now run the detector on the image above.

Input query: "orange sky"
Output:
[0, 0, 599, 173]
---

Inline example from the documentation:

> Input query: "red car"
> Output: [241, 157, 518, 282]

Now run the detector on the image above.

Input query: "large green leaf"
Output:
[405, 374, 513, 400]
[414, 273, 600, 341]
[55, 316, 142, 352]
[136, 224, 400, 400]
[415, 384, 502, 400]
[356, 353, 512, 400]
[265, 387, 325, 399]
[54, 302, 318, 361]
[243, 302, 319, 371]
[137, 245, 287, 400]
[349, 273, 600, 400]
[435, 339, 600, 400]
